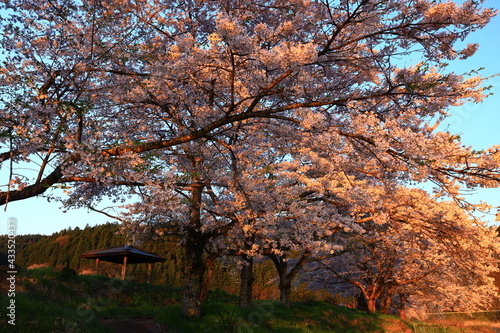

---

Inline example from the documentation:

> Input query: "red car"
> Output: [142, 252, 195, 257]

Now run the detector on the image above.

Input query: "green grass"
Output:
[2, 267, 489, 333]
[1, 292, 110, 332]
[410, 322, 473, 333]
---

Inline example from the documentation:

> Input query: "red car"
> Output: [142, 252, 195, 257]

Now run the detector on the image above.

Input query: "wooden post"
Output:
[95, 258, 100, 269]
[121, 256, 128, 280]
[147, 263, 152, 283]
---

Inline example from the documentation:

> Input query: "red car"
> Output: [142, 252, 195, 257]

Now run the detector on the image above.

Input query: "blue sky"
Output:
[2, 0, 500, 235]
[440, 0, 500, 225]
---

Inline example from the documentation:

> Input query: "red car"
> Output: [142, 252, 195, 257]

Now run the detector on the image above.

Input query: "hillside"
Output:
[2, 223, 286, 298]
[0, 266, 415, 332]
[2, 225, 500, 332]
[2, 267, 500, 332]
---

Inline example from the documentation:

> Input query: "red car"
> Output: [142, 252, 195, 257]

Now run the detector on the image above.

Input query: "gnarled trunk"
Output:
[355, 284, 381, 315]
[268, 249, 311, 307]
[366, 296, 377, 314]
[200, 260, 215, 301]
[398, 307, 406, 320]
[239, 256, 254, 309]
[182, 259, 204, 317]
[380, 286, 394, 314]
[182, 180, 205, 318]
[182, 229, 205, 317]
[273, 254, 291, 307]
[396, 293, 408, 320]
[279, 280, 292, 307]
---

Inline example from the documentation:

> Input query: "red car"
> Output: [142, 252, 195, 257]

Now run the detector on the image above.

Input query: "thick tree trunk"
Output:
[268, 249, 311, 307]
[366, 297, 377, 314]
[239, 256, 254, 309]
[182, 258, 204, 318]
[200, 261, 215, 301]
[380, 296, 391, 314]
[274, 255, 291, 307]
[182, 229, 205, 317]
[358, 283, 381, 314]
[398, 307, 407, 320]
[380, 286, 393, 314]
[279, 281, 292, 307]
[182, 180, 205, 318]
[397, 294, 408, 320]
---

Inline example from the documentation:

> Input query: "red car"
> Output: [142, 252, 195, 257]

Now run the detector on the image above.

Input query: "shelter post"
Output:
[121, 256, 128, 280]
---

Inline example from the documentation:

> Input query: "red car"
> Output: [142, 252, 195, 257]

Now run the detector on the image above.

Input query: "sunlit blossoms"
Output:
[1, 0, 499, 318]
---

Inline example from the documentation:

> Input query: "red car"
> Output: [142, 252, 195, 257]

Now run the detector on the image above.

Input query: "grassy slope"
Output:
[0, 268, 492, 333]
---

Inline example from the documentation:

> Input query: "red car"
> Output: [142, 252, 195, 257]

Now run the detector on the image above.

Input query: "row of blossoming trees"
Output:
[1, 0, 500, 318]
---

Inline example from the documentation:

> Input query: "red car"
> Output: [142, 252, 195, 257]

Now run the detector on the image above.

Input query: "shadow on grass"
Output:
[2, 268, 408, 333]
[155, 299, 393, 333]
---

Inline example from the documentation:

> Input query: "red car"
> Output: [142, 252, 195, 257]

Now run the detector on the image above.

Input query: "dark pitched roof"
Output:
[80, 244, 166, 264]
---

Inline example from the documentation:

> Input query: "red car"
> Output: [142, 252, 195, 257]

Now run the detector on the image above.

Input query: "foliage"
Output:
[0, 267, 414, 333]
[3, 223, 282, 296]
[303, 186, 500, 317]
[0, 233, 44, 266]
[2, 0, 500, 319]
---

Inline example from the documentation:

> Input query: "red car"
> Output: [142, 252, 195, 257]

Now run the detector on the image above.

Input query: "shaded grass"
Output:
[152, 299, 406, 333]
[2, 267, 462, 333]
[1, 292, 110, 332]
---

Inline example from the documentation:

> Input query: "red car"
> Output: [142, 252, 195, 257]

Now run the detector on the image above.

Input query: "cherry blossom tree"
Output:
[1, 0, 499, 205]
[305, 187, 500, 317]
[2, 0, 500, 318]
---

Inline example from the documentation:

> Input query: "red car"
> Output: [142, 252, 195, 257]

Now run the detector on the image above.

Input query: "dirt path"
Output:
[99, 316, 169, 333]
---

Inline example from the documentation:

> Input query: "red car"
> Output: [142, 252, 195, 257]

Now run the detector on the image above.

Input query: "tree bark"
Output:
[275, 256, 292, 307]
[380, 286, 394, 314]
[1, 163, 63, 205]
[279, 280, 292, 307]
[398, 307, 406, 320]
[366, 297, 377, 314]
[182, 258, 204, 318]
[397, 294, 408, 320]
[182, 181, 205, 318]
[271, 254, 291, 307]
[200, 260, 215, 301]
[354, 282, 382, 315]
[182, 230, 205, 317]
[267, 249, 311, 307]
[239, 255, 254, 309]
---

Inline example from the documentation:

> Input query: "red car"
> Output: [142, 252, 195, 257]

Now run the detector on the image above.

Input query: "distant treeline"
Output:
[0, 223, 285, 300]
[2, 223, 498, 309]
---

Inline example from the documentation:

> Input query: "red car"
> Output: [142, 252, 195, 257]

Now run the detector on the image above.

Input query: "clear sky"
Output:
[2, 0, 500, 235]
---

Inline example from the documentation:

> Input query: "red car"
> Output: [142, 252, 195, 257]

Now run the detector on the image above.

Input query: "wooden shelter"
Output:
[81, 244, 166, 281]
